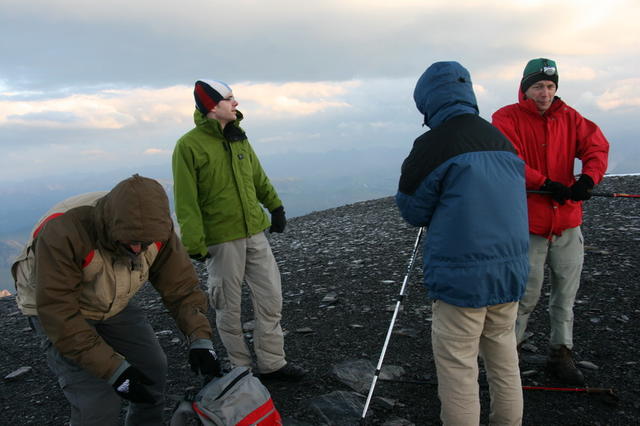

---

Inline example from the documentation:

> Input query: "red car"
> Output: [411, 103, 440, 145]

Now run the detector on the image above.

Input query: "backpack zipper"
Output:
[215, 369, 251, 400]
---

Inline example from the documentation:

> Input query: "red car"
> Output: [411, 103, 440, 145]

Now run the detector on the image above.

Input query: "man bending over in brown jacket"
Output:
[20, 174, 220, 425]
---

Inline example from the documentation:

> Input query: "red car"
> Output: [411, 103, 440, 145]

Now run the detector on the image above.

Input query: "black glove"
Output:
[540, 179, 572, 204]
[269, 206, 286, 233]
[112, 366, 156, 404]
[188, 348, 222, 377]
[189, 252, 211, 262]
[570, 174, 594, 201]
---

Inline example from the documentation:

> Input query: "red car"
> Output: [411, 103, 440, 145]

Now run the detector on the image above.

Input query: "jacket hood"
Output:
[413, 61, 479, 129]
[94, 174, 173, 251]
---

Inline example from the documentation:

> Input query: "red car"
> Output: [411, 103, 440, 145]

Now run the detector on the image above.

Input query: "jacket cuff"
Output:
[270, 205, 284, 214]
[189, 248, 208, 258]
[189, 338, 214, 351]
[107, 359, 130, 385]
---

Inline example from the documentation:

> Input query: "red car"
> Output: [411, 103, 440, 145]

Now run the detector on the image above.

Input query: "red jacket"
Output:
[492, 91, 609, 237]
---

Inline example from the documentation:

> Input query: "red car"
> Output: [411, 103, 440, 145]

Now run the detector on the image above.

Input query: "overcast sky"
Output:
[1, 0, 639, 185]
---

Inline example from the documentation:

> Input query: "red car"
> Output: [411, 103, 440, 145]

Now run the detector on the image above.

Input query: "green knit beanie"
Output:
[520, 58, 558, 92]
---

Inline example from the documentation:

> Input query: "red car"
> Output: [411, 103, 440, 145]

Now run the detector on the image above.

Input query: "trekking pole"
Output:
[379, 378, 618, 402]
[528, 190, 640, 198]
[523, 385, 618, 404]
[360, 226, 425, 423]
[522, 385, 613, 393]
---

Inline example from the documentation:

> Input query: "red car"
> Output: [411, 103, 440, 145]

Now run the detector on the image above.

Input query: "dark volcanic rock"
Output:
[1, 175, 640, 424]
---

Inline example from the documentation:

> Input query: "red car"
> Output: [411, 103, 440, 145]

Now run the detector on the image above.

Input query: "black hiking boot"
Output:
[260, 363, 307, 382]
[546, 345, 585, 386]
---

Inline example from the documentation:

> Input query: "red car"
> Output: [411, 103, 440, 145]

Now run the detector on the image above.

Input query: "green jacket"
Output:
[172, 110, 282, 256]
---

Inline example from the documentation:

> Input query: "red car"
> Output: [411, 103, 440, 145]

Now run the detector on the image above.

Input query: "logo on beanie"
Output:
[194, 80, 233, 114]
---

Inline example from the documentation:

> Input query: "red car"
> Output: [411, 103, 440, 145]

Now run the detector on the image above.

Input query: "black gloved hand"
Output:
[188, 348, 222, 377]
[570, 174, 594, 201]
[189, 252, 211, 262]
[112, 366, 156, 404]
[540, 179, 572, 204]
[269, 206, 286, 233]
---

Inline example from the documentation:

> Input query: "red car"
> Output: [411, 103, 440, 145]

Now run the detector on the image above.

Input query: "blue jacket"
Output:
[396, 62, 529, 308]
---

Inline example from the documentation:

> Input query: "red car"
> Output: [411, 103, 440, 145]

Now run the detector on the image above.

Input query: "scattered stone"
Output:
[279, 418, 314, 426]
[520, 353, 547, 366]
[155, 330, 172, 336]
[295, 327, 314, 334]
[381, 280, 395, 284]
[374, 396, 397, 410]
[242, 320, 256, 332]
[578, 361, 599, 370]
[588, 248, 610, 255]
[4, 366, 32, 380]
[306, 391, 367, 424]
[521, 369, 538, 377]
[386, 304, 402, 312]
[382, 417, 415, 426]
[393, 328, 418, 338]
[170, 338, 181, 344]
[332, 359, 374, 393]
[321, 292, 338, 303]
[349, 324, 364, 329]
[379, 365, 406, 381]
[590, 317, 601, 324]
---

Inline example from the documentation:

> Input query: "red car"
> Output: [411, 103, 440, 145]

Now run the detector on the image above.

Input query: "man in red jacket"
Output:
[492, 58, 609, 385]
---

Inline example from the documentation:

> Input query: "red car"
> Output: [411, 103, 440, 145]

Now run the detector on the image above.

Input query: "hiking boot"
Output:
[546, 345, 585, 386]
[260, 363, 307, 382]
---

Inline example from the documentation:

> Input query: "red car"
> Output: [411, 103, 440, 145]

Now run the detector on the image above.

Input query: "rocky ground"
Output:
[1, 175, 639, 425]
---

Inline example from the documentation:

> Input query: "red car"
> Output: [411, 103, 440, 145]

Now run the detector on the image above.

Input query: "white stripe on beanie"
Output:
[199, 80, 232, 98]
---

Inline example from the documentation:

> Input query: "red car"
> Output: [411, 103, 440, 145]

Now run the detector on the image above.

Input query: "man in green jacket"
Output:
[172, 80, 305, 381]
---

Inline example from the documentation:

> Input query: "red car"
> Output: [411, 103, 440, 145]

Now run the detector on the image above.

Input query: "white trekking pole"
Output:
[360, 226, 425, 423]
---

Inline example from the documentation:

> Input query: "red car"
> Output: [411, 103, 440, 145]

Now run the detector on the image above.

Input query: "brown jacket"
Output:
[35, 175, 212, 380]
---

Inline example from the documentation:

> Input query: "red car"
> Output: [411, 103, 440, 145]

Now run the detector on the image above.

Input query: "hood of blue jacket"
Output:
[413, 61, 479, 129]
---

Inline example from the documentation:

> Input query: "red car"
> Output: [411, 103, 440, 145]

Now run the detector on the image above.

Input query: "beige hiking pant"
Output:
[206, 232, 286, 374]
[432, 300, 523, 426]
[515, 226, 584, 350]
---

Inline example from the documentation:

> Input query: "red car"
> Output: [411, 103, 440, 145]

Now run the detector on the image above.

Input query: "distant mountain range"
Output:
[2, 144, 638, 293]
[0, 147, 406, 292]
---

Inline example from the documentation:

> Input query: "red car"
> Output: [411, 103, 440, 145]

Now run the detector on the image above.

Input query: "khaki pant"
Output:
[206, 232, 286, 373]
[515, 226, 584, 349]
[432, 300, 523, 426]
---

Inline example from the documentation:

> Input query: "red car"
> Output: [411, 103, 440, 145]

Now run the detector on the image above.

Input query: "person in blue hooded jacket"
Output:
[396, 61, 529, 425]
